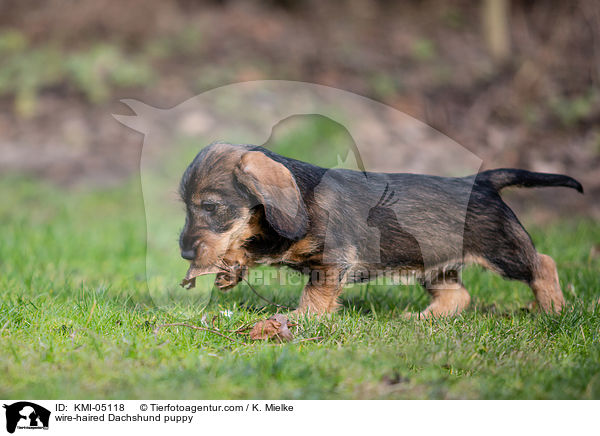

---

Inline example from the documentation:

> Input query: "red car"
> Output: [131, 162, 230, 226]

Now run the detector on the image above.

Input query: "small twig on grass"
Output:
[231, 322, 255, 334]
[153, 322, 248, 345]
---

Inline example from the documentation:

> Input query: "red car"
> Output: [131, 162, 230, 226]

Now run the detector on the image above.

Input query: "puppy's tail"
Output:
[476, 168, 584, 193]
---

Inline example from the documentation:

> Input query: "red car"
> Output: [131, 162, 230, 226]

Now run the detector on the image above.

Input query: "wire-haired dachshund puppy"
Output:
[179, 142, 583, 318]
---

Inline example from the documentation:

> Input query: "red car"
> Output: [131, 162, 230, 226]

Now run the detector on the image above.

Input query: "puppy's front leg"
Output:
[296, 268, 343, 315]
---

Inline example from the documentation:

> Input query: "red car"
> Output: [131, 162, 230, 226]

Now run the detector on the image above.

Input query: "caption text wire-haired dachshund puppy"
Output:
[179, 142, 583, 318]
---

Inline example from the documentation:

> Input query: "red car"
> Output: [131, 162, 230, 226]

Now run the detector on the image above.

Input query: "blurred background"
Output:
[0, 0, 598, 218]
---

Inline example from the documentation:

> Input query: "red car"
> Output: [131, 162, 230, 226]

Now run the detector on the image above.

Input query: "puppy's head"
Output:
[179, 143, 309, 282]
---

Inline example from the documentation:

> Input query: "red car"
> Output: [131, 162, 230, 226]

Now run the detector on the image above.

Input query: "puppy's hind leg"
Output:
[481, 251, 565, 314]
[468, 219, 565, 313]
[470, 246, 565, 314]
[530, 253, 565, 313]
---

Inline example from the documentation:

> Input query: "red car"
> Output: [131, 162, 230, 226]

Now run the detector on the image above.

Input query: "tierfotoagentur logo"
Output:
[114, 80, 482, 310]
[3, 402, 50, 434]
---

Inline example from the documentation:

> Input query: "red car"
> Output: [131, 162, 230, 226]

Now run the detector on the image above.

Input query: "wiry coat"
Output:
[179, 142, 583, 317]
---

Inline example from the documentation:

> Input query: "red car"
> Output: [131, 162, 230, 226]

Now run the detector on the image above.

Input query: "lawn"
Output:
[1, 175, 599, 400]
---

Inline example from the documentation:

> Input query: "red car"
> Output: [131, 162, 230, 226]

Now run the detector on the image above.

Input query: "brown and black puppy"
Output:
[179, 142, 583, 317]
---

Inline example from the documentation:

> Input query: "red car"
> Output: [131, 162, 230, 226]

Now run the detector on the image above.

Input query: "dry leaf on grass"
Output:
[249, 314, 294, 342]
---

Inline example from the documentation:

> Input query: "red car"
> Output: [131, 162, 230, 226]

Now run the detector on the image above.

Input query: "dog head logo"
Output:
[3, 402, 50, 433]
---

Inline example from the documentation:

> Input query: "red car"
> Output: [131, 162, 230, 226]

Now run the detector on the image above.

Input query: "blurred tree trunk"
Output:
[482, 0, 511, 63]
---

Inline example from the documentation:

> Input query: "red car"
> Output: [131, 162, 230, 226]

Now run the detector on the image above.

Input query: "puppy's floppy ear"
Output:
[234, 151, 308, 240]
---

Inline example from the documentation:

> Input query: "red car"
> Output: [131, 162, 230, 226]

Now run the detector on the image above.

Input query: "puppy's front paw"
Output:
[214, 263, 246, 291]
[214, 272, 238, 291]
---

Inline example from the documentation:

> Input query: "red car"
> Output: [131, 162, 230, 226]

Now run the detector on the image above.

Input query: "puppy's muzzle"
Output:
[181, 248, 196, 260]
[180, 238, 200, 261]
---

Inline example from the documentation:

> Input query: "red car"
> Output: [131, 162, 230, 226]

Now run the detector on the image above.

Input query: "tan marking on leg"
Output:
[295, 269, 343, 315]
[530, 253, 565, 313]
[405, 284, 471, 319]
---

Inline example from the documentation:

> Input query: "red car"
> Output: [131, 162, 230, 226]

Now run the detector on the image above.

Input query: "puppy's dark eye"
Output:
[201, 201, 217, 212]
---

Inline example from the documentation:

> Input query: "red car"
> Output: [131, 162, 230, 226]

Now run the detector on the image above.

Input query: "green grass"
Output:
[1, 175, 599, 399]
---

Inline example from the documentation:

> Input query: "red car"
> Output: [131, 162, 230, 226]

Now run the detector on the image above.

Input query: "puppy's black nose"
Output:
[181, 248, 196, 260]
